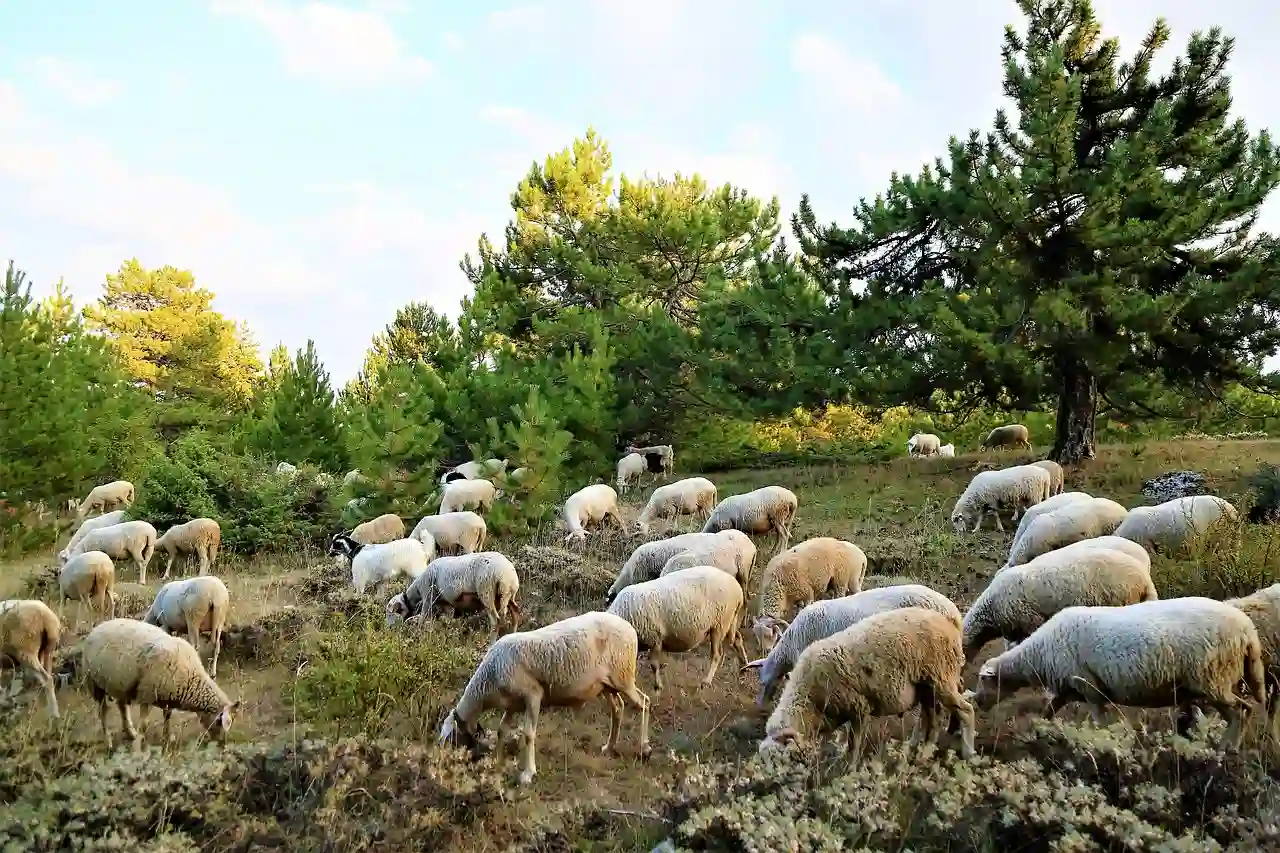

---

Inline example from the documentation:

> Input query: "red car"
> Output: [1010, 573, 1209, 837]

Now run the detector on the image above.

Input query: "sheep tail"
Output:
[1244, 636, 1267, 706]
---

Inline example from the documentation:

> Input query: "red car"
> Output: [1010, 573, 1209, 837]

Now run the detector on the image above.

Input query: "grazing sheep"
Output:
[626, 444, 675, 478]
[439, 479, 497, 515]
[82, 618, 239, 747]
[1114, 495, 1240, 554]
[1002, 497, 1129, 568]
[1225, 583, 1280, 743]
[938, 443, 956, 458]
[76, 480, 135, 519]
[441, 459, 507, 485]
[143, 575, 231, 678]
[751, 537, 868, 654]
[410, 511, 487, 555]
[387, 551, 521, 634]
[349, 512, 406, 546]
[742, 584, 962, 708]
[59, 550, 117, 630]
[343, 469, 363, 487]
[328, 534, 431, 595]
[439, 611, 652, 785]
[563, 483, 624, 544]
[60, 509, 129, 562]
[66, 520, 157, 584]
[907, 433, 942, 457]
[660, 528, 757, 590]
[981, 423, 1032, 451]
[615, 453, 647, 494]
[275, 462, 297, 476]
[154, 517, 221, 579]
[0, 599, 61, 718]
[951, 465, 1051, 533]
[1031, 459, 1065, 496]
[606, 531, 726, 604]
[970, 597, 1265, 747]
[1007, 491, 1093, 555]
[701, 486, 798, 552]
[759, 607, 976, 760]
[633, 477, 718, 536]
[607, 565, 748, 693]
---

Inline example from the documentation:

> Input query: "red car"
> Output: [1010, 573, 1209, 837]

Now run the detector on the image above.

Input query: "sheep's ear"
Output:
[740, 659, 766, 673]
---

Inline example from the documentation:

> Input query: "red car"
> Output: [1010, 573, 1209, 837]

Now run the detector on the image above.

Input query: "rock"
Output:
[1141, 471, 1208, 504]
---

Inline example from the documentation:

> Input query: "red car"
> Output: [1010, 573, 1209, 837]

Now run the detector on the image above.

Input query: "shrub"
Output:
[1248, 463, 1280, 523]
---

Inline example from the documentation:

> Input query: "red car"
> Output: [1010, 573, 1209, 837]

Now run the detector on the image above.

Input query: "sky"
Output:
[1, 0, 1278, 383]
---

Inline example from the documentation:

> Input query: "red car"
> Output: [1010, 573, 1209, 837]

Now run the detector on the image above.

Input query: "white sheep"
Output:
[387, 551, 521, 634]
[969, 597, 1265, 747]
[950, 464, 1051, 533]
[1007, 491, 1093, 555]
[759, 606, 976, 760]
[439, 478, 497, 515]
[742, 583, 962, 708]
[626, 444, 675, 478]
[65, 520, 157, 584]
[907, 433, 941, 457]
[275, 461, 297, 476]
[607, 565, 748, 693]
[1224, 583, 1280, 743]
[615, 453, 647, 494]
[328, 534, 430, 595]
[1113, 495, 1240, 553]
[82, 618, 239, 747]
[633, 477, 717, 536]
[752, 537, 868, 654]
[439, 611, 652, 785]
[605, 531, 726, 604]
[76, 479, 135, 519]
[154, 517, 222, 579]
[441, 458, 507, 484]
[142, 575, 231, 678]
[701, 485, 798, 551]
[1031, 459, 1064, 496]
[59, 550, 117, 630]
[981, 423, 1032, 450]
[0, 599, 61, 718]
[59, 509, 130, 562]
[343, 469, 363, 487]
[659, 528, 757, 590]
[1002, 497, 1129, 568]
[938, 443, 956, 458]
[410, 511, 486, 555]
[563, 483, 624, 544]
[348, 512, 406, 546]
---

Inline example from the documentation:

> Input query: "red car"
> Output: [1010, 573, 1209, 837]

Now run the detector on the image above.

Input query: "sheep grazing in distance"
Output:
[615, 453, 647, 494]
[938, 443, 956, 458]
[969, 597, 1265, 748]
[0, 599, 61, 718]
[349, 512, 406, 546]
[154, 517, 221, 579]
[660, 528, 757, 592]
[626, 444, 674, 479]
[60, 509, 129, 562]
[275, 462, 297, 477]
[439, 479, 497, 515]
[329, 534, 431, 595]
[759, 607, 976, 761]
[441, 458, 507, 485]
[65, 520, 157, 584]
[1007, 491, 1093, 555]
[387, 551, 521, 635]
[606, 531, 726, 604]
[981, 423, 1033, 451]
[562, 483, 624, 544]
[1031, 459, 1065, 496]
[633, 477, 718, 536]
[1114, 495, 1239, 554]
[81, 618, 239, 748]
[701, 485, 798, 552]
[742, 583, 962, 708]
[439, 611, 652, 786]
[76, 479, 135, 520]
[59, 550, 117, 630]
[907, 433, 941, 457]
[410, 511, 486, 555]
[752, 537, 868, 654]
[142, 575, 232, 678]
[951, 464, 1051, 533]
[1002, 497, 1129, 568]
[343, 469, 363, 487]
[1225, 583, 1280, 742]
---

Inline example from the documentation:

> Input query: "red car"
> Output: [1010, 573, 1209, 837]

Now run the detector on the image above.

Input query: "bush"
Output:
[1248, 463, 1280, 523]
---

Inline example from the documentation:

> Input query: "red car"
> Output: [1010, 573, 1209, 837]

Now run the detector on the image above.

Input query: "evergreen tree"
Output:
[344, 301, 464, 404]
[257, 340, 347, 471]
[794, 0, 1280, 461]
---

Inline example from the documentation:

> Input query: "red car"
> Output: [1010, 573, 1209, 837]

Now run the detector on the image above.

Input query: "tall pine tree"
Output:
[257, 340, 347, 472]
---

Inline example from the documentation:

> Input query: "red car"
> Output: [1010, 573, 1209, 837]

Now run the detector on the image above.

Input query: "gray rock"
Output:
[1141, 471, 1208, 504]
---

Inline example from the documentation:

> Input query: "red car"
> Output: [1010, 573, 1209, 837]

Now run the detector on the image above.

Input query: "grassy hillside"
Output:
[3, 439, 1280, 852]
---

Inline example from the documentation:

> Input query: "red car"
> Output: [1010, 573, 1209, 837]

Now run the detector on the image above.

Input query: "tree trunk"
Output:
[1051, 360, 1097, 463]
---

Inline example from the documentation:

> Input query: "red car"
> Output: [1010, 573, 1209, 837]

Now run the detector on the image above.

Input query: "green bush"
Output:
[1248, 463, 1280, 523]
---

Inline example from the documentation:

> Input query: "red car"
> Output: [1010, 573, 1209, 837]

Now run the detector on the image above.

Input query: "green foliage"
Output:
[249, 339, 348, 473]
[343, 300, 468, 405]
[1248, 463, 1280, 522]
[477, 386, 575, 536]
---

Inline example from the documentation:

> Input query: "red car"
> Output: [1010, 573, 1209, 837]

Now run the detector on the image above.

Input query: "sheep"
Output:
[410, 511, 487, 555]
[328, 534, 430, 595]
[961, 544, 1158, 662]
[615, 453, 647, 494]
[660, 529, 757, 590]
[314, 472, 335, 488]
[1002, 497, 1129, 568]
[59, 550, 117, 630]
[1007, 491, 1093, 555]
[605, 531, 726, 604]
[626, 444, 675, 478]
[66, 520, 157, 584]
[751, 537, 868, 654]
[563, 483, 624, 544]
[969, 597, 1265, 748]
[81, 618, 239, 748]
[742, 584, 962, 708]
[438, 611, 651, 785]
[907, 433, 941, 457]
[441, 458, 507, 485]
[1031, 459, 1064, 496]
[606, 565, 748, 693]
[154, 517, 222, 579]
[439, 478, 497, 515]
[701, 485, 798, 552]
[343, 469, 363, 487]
[142, 575, 231, 678]
[633, 477, 717, 537]
[275, 462, 297, 476]
[387, 551, 521, 634]
[950, 464, 1051, 533]
[59, 509, 129, 563]
[1225, 583, 1280, 743]
[1113, 495, 1240, 554]
[76, 479, 135, 519]
[0, 599, 61, 718]
[981, 423, 1033, 451]
[759, 606, 976, 760]
[938, 443, 956, 458]
[349, 512, 406, 546]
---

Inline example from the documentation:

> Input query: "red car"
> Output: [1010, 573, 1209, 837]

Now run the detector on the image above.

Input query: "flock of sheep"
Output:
[1, 425, 1276, 791]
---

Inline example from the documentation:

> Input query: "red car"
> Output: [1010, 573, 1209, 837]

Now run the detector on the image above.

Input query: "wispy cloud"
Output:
[27, 57, 123, 107]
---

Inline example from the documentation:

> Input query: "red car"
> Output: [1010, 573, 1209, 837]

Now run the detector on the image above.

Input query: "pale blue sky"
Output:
[1, 0, 1277, 381]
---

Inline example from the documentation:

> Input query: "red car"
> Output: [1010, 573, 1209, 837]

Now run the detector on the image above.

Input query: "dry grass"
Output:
[3, 438, 1280, 852]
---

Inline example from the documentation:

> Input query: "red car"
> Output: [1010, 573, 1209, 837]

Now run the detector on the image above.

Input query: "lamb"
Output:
[1031, 459, 1065, 496]
[348, 512, 406, 546]
[701, 485, 798, 552]
[387, 551, 521, 634]
[660, 529, 757, 590]
[759, 607, 976, 760]
[563, 483, 624, 544]
[605, 531, 726, 604]
[439, 611, 651, 785]
[969, 597, 1265, 748]
[59, 509, 128, 563]
[328, 534, 431, 595]
[981, 423, 1033, 451]
[950, 464, 1051, 533]
[76, 479, 135, 519]
[615, 453, 647, 494]
[81, 618, 239, 748]
[142, 575, 231, 678]
[1002, 497, 1129, 568]
[907, 433, 941, 457]
[751, 537, 868, 654]
[606, 565, 748, 693]
[742, 584, 962, 708]
[59, 550, 117, 630]
[154, 517, 222, 579]
[439, 478, 497, 514]
[1007, 491, 1093, 555]
[65, 520, 157, 584]
[0, 599, 61, 718]
[961, 544, 1158, 662]
[410, 511, 486, 555]
[634, 477, 718, 536]
[1113, 495, 1240, 553]
[1224, 583, 1280, 743]
[938, 443, 956, 458]
[275, 462, 297, 476]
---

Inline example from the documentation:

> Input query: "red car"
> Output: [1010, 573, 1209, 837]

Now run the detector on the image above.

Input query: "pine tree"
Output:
[259, 340, 347, 471]
[344, 301, 464, 404]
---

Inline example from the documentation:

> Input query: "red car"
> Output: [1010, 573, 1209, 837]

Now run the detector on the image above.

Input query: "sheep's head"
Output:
[439, 709, 486, 758]
[971, 661, 1009, 711]
[385, 593, 412, 627]
[950, 511, 968, 534]
[631, 519, 649, 536]
[740, 657, 780, 709]
[564, 528, 589, 545]
[328, 532, 360, 559]
[201, 700, 241, 743]
[751, 616, 789, 655]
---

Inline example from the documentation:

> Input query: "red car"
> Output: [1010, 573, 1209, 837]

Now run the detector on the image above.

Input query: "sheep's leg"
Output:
[909, 696, 937, 751]
[990, 508, 1004, 533]
[161, 552, 176, 580]
[702, 632, 725, 688]
[15, 652, 59, 719]
[198, 547, 210, 576]
[936, 682, 977, 760]
[603, 693, 623, 756]
[1268, 686, 1280, 744]
[1213, 693, 1250, 750]
[96, 692, 114, 748]
[485, 604, 500, 636]
[210, 626, 222, 679]
[517, 696, 542, 785]
[618, 683, 652, 759]
[118, 700, 140, 745]
[136, 551, 147, 585]
[649, 649, 666, 694]
[162, 708, 174, 744]
[495, 709, 516, 764]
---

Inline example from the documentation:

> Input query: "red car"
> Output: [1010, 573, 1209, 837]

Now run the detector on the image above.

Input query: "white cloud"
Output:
[442, 30, 465, 51]
[210, 0, 433, 87]
[485, 5, 545, 32]
[789, 34, 903, 114]
[27, 57, 123, 108]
